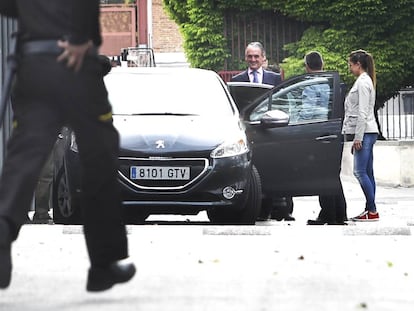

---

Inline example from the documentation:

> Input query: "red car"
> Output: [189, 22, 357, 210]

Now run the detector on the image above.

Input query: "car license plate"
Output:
[130, 166, 190, 180]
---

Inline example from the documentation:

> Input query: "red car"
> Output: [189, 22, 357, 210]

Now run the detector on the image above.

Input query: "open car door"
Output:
[227, 82, 273, 113]
[229, 72, 345, 198]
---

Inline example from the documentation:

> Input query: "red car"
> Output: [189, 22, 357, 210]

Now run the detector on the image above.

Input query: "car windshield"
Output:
[104, 70, 234, 117]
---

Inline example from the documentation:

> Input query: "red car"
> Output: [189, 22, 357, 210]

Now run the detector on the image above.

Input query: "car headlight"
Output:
[211, 135, 249, 158]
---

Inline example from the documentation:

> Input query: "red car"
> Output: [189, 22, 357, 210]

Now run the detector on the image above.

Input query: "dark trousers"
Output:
[318, 181, 347, 223]
[34, 152, 54, 215]
[0, 54, 128, 267]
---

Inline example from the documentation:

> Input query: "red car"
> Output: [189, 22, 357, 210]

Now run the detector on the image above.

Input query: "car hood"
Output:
[227, 82, 273, 111]
[113, 115, 243, 153]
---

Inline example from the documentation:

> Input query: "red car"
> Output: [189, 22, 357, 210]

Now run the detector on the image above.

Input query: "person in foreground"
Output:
[0, 0, 135, 291]
[343, 49, 379, 221]
[302, 51, 348, 225]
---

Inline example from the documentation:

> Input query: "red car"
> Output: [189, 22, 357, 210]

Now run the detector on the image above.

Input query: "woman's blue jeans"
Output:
[353, 133, 378, 212]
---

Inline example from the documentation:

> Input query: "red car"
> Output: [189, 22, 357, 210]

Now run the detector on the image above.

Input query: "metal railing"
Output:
[217, 70, 242, 83]
[1, 17, 18, 167]
[378, 88, 414, 140]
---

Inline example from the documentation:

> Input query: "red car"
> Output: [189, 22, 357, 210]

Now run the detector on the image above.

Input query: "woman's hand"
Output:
[353, 139, 362, 151]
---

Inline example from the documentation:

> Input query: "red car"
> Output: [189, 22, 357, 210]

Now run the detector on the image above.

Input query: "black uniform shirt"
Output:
[0, 0, 101, 46]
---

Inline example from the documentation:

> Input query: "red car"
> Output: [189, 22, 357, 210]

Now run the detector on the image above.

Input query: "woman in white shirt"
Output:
[342, 49, 379, 221]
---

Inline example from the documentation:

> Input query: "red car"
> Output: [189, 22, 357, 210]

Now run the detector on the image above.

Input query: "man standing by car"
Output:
[303, 51, 348, 225]
[0, 0, 135, 291]
[231, 41, 294, 221]
[231, 41, 282, 86]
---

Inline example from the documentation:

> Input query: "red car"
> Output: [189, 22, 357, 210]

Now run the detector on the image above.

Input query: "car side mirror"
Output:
[260, 109, 290, 128]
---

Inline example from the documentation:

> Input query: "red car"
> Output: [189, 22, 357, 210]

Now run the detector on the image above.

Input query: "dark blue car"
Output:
[52, 68, 261, 224]
[52, 68, 345, 225]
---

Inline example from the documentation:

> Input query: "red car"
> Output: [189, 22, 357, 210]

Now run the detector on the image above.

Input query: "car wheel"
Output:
[123, 208, 149, 224]
[52, 167, 82, 224]
[207, 165, 262, 225]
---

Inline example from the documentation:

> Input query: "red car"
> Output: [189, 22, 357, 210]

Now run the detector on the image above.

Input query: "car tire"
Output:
[207, 165, 262, 225]
[52, 167, 82, 224]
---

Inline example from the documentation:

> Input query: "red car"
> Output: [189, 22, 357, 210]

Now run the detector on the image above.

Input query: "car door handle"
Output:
[315, 134, 338, 141]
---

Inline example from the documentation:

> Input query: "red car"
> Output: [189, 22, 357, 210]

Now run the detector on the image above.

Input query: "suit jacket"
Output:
[231, 69, 282, 87]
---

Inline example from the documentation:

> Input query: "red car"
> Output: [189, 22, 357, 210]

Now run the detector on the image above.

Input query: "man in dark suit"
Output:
[231, 42, 294, 222]
[303, 51, 348, 225]
[231, 41, 282, 86]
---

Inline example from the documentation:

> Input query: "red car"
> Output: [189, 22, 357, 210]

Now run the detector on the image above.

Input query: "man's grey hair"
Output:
[246, 41, 266, 57]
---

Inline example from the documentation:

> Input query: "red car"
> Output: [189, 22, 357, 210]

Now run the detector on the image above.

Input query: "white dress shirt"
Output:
[248, 68, 263, 84]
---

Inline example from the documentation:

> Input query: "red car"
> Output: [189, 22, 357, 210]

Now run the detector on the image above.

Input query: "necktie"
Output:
[252, 70, 258, 83]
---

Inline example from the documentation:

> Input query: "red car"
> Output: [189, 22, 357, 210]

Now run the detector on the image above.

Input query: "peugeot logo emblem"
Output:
[155, 140, 165, 149]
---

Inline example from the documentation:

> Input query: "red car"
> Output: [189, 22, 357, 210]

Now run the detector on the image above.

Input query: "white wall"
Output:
[341, 140, 414, 187]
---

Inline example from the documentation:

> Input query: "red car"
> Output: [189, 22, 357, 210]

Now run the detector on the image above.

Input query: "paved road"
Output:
[1, 178, 413, 311]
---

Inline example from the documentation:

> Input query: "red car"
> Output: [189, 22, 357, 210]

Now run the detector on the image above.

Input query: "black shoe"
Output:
[256, 214, 270, 221]
[31, 213, 53, 224]
[86, 259, 136, 292]
[307, 218, 329, 225]
[307, 218, 347, 225]
[269, 196, 295, 221]
[283, 214, 295, 221]
[270, 212, 295, 221]
[0, 220, 12, 289]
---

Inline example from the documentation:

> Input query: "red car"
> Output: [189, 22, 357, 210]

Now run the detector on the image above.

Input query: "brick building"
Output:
[149, 0, 187, 66]
[150, 0, 183, 53]
[100, 0, 187, 66]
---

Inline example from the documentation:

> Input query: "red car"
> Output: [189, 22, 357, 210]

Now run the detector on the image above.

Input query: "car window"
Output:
[105, 71, 234, 117]
[249, 75, 334, 124]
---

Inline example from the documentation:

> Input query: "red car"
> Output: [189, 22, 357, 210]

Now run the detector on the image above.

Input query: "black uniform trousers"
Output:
[0, 53, 128, 267]
[318, 180, 348, 224]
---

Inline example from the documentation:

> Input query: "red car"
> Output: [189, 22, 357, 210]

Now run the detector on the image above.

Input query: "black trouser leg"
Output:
[6, 54, 130, 266]
[318, 195, 336, 223]
[0, 102, 61, 239]
[334, 182, 347, 222]
[72, 111, 128, 267]
[318, 181, 347, 223]
[34, 152, 54, 215]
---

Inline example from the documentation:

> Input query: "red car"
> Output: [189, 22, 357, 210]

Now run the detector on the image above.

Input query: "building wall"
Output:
[99, 1, 184, 56]
[151, 0, 183, 53]
[100, 5, 137, 56]
[342, 141, 414, 187]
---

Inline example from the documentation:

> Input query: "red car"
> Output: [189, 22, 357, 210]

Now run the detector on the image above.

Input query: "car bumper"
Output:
[119, 154, 251, 212]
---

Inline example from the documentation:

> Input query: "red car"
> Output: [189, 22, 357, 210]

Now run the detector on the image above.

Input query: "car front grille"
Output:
[118, 157, 209, 190]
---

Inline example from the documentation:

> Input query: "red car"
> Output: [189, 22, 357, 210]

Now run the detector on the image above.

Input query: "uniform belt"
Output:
[19, 40, 98, 55]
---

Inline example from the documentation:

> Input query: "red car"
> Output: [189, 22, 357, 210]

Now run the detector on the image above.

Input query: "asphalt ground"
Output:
[1, 177, 413, 311]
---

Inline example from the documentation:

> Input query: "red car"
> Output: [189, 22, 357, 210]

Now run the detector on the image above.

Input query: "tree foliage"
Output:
[275, 0, 414, 104]
[163, 1, 229, 70]
[163, 0, 414, 103]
